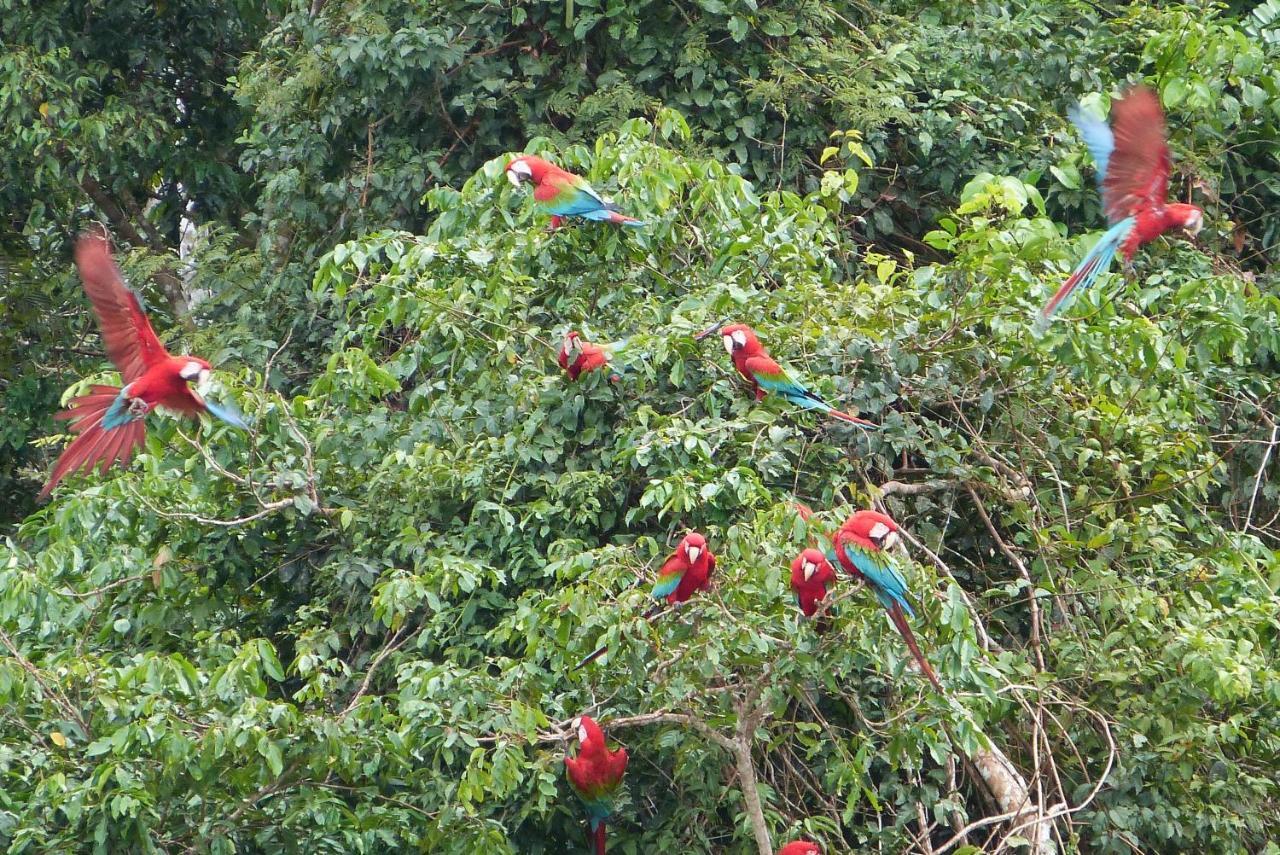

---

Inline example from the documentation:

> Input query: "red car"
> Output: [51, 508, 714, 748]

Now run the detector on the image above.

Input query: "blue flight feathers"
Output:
[832, 543, 915, 617]
[1069, 103, 1114, 187]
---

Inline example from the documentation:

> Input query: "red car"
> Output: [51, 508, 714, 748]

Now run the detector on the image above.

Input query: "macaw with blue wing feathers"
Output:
[565, 715, 629, 855]
[1039, 85, 1203, 326]
[831, 510, 942, 692]
[577, 533, 716, 668]
[697, 322, 878, 428]
[506, 155, 644, 230]
[39, 230, 248, 499]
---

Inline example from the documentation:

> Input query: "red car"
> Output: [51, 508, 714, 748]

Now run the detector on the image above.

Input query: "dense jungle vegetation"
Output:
[1, 0, 1278, 851]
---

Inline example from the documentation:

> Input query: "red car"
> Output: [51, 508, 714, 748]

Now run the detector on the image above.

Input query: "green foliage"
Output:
[5, 117, 1279, 851]
[1, 0, 1278, 852]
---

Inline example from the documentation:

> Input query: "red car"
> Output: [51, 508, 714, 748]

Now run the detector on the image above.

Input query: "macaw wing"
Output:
[839, 542, 914, 617]
[74, 232, 169, 383]
[1102, 86, 1170, 222]
[743, 355, 805, 397]
[651, 555, 685, 599]
[1068, 104, 1114, 189]
[537, 173, 610, 217]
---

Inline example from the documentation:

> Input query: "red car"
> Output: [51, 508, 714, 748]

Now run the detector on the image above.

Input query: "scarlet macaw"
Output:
[578, 532, 716, 668]
[790, 548, 836, 621]
[778, 842, 822, 855]
[696, 322, 877, 428]
[505, 155, 643, 230]
[564, 715, 629, 855]
[1039, 85, 1203, 324]
[39, 230, 246, 499]
[558, 331, 621, 382]
[831, 511, 942, 692]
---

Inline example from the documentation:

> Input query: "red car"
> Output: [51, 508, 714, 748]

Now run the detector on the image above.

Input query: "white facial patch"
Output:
[577, 723, 588, 744]
[868, 522, 891, 541]
[732, 330, 747, 348]
[685, 546, 701, 564]
[565, 335, 581, 354]
[196, 369, 212, 396]
[506, 161, 532, 187]
[882, 531, 900, 550]
[180, 361, 203, 380]
[1186, 211, 1203, 235]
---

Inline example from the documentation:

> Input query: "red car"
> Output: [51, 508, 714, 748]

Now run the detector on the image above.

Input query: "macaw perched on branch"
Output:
[778, 842, 822, 855]
[696, 322, 877, 428]
[1038, 85, 1203, 325]
[39, 230, 247, 500]
[565, 715, 629, 855]
[577, 532, 716, 668]
[505, 155, 644, 230]
[830, 511, 942, 692]
[558, 331, 622, 383]
[790, 548, 836, 623]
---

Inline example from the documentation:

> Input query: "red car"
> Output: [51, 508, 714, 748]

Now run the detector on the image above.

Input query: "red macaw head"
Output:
[574, 714, 605, 751]
[679, 531, 708, 566]
[791, 548, 833, 586]
[777, 842, 821, 855]
[839, 510, 900, 553]
[558, 331, 583, 369]
[717, 323, 763, 358]
[505, 155, 552, 188]
[176, 356, 213, 390]
[1167, 202, 1203, 236]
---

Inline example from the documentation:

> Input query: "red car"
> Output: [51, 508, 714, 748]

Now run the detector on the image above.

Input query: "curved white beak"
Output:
[685, 546, 701, 564]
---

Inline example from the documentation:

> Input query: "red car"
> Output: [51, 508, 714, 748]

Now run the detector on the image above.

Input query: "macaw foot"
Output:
[127, 396, 149, 417]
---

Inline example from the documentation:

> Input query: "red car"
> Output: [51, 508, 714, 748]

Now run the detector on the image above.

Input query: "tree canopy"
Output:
[1, 1, 1278, 853]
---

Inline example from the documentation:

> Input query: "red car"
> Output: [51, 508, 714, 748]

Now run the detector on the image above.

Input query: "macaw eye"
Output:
[179, 361, 203, 380]
[731, 330, 747, 347]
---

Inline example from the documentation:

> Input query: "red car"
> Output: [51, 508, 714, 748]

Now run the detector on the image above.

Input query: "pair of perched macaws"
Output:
[39, 230, 246, 499]
[791, 508, 942, 693]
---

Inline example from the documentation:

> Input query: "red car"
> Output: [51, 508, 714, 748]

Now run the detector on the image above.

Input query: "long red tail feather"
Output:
[593, 821, 607, 855]
[40, 386, 147, 500]
[828, 408, 879, 428]
[886, 604, 943, 693]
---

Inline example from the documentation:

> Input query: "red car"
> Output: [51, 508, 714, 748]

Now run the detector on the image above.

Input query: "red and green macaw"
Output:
[578, 532, 716, 668]
[558, 331, 622, 383]
[697, 322, 877, 428]
[790, 548, 836, 622]
[831, 510, 942, 692]
[778, 842, 822, 855]
[40, 230, 247, 500]
[1039, 84, 1203, 325]
[505, 155, 644, 230]
[564, 715, 629, 855]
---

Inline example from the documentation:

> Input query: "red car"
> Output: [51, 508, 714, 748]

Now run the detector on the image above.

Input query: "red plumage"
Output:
[558, 331, 615, 381]
[778, 842, 822, 855]
[790, 548, 835, 619]
[564, 716, 629, 855]
[885, 602, 943, 693]
[40, 231, 226, 499]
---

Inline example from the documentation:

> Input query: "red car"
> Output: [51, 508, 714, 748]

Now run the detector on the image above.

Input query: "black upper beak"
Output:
[694, 321, 726, 342]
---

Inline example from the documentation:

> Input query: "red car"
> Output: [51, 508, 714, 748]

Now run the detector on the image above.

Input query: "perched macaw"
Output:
[39, 230, 247, 500]
[578, 532, 717, 668]
[830, 511, 942, 692]
[558, 331, 622, 383]
[696, 322, 877, 428]
[790, 548, 836, 621]
[1039, 85, 1203, 325]
[505, 155, 644, 230]
[778, 842, 822, 855]
[564, 715, 629, 855]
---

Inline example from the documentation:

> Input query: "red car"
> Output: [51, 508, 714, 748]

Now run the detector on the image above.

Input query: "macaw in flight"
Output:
[1039, 84, 1203, 325]
[696, 322, 877, 428]
[778, 842, 822, 855]
[577, 532, 716, 668]
[558, 331, 622, 383]
[564, 715, 629, 855]
[790, 548, 836, 624]
[505, 155, 644, 230]
[39, 229, 247, 500]
[831, 510, 942, 692]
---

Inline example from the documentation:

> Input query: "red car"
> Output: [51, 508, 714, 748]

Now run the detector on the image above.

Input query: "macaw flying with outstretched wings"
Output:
[697, 322, 878, 428]
[505, 155, 644, 230]
[39, 230, 247, 499]
[1038, 85, 1203, 325]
